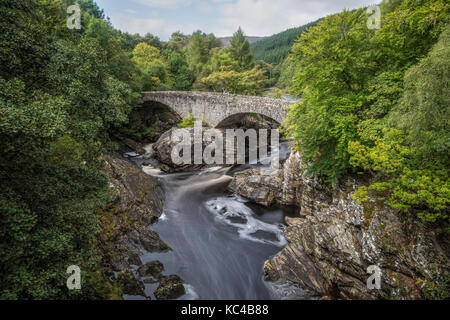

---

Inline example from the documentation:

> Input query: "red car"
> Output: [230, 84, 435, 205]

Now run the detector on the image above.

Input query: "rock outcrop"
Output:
[152, 128, 234, 172]
[97, 154, 173, 299]
[229, 152, 450, 299]
[228, 152, 303, 207]
[101, 155, 168, 274]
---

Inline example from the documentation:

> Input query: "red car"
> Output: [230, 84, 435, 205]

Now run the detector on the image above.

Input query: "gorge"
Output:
[105, 97, 448, 300]
[1, 0, 448, 301]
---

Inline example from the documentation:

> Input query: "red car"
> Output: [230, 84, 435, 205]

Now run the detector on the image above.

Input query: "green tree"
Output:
[249, 19, 320, 66]
[392, 23, 450, 160]
[132, 42, 172, 90]
[285, 0, 449, 184]
[168, 31, 188, 53]
[0, 0, 137, 299]
[205, 48, 240, 74]
[204, 33, 223, 51]
[167, 51, 194, 90]
[229, 27, 254, 71]
[201, 66, 266, 95]
[187, 31, 209, 77]
[285, 9, 374, 184]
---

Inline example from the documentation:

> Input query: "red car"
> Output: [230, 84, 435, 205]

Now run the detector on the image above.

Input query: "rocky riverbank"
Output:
[228, 152, 450, 299]
[98, 154, 186, 300]
[100, 133, 449, 300]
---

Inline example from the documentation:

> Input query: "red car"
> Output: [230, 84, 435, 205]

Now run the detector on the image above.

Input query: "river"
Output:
[126, 141, 314, 300]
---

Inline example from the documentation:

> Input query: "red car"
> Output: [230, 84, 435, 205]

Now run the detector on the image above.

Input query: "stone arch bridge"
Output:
[142, 91, 292, 127]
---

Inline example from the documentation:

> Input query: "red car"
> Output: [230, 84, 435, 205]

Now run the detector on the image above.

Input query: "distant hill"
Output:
[219, 36, 266, 48]
[250, 19, 321, 65]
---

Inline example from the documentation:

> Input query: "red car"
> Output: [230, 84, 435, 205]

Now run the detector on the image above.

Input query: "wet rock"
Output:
[138, 261, 164, 278]
[127, 254, 142, 267]
[154, 275, 186, 300]
[227, 152, 302, 207]
[117, 270, 146, 297]
[123, 138, 145, 155]
[139, 229, 171, 253]
[153, 128, 221, 172]
[232, 152, 450, 299]
[227, 169, 281, 207]
[99, 155, 166, 273]
[143, 277, 159, 284]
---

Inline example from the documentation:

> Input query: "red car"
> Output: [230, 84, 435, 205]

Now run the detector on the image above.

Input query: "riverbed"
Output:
[129, 143, 313, 300]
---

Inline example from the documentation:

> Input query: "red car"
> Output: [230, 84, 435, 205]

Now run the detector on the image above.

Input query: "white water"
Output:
[130, 142, 313, 300]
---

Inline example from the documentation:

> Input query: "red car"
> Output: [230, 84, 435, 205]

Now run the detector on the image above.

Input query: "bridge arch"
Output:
[215, 112, 281, 129]
[142, 91, 291, 128]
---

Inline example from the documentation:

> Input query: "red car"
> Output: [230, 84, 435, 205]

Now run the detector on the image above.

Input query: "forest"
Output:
[0, 0, 270, 299]
[249, 20, 320, 66]
[0, 0, 449, 300]
[284, 0, 449, 230]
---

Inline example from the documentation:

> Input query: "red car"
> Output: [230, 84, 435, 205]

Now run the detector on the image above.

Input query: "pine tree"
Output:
[187, 30, 208, 77]
[229, 27, 254, 71]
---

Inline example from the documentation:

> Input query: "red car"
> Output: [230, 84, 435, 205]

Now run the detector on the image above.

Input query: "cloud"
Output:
[109, 14, 201, 40]
[214, 0, 379, 36]
[103, 0, 381, 39]
[131, 0, 192, 9]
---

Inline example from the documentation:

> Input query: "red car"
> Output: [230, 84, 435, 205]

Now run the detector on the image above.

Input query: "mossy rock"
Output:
[154, 275, 186, 300]
[117, 270, 146, 297]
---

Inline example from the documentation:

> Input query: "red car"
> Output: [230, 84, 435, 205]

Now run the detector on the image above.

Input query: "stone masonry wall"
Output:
[142, 91, 291, 127]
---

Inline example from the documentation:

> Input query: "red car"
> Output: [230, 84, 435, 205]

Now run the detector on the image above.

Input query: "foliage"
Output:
[276, 55, 300, 90]
[167, 51, 194, 90]
[284, 0, 449, 229]
[200, 66, 266, 95]
[0, 0, 140, 299]
[132, 42, 172, 90]
[391, 24, 450, 160]
[267, 88, 284, 99]
[177, 113, 196, 128]
[168, 31, 188, 53]
[190, 28, 268, 95]
[250, 20, 320, 66]
[349, 23, 450, 225]
[229, 27, 254, 71]
[349, 129, 449, 224]
[187, 30, 210, 78]
[285, 1, 449, 185]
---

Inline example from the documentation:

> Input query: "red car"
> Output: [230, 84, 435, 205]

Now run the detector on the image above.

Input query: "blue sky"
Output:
[96, 0, 380, 40]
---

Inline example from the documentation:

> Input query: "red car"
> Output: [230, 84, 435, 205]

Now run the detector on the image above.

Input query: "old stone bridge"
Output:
[142, 91, 292, 127]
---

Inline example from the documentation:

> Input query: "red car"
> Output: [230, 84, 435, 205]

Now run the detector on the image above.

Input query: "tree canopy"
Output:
[284, 0, 449, 227]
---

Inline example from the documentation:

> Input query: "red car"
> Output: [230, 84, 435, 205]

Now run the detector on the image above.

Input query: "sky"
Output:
[96, 0, 381, 40]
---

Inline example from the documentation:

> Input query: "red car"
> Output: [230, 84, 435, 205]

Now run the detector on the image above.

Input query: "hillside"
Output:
[219, 36, 266, 47]
[250, 19, 320, 65]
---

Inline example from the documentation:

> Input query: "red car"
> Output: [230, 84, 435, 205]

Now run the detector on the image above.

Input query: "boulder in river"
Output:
[152, 128, 223, 172]
[154, 275, 186, 300]
[138, 261, 164, 278]
[117, 270, 146, 297]
[227, 169, 282, 207]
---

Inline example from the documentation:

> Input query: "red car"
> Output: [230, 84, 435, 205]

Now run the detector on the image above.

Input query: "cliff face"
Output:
[229, 153, 450, 299]
[96, 155, 169, 298]
[101, 154, 167, 273]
